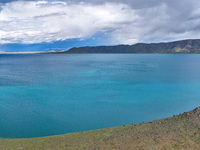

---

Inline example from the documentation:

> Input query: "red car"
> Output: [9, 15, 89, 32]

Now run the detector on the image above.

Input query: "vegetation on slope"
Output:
[1, 107, 200, 150]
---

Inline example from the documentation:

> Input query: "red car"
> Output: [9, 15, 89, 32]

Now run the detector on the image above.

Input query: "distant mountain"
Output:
[48, 39, 200, 54]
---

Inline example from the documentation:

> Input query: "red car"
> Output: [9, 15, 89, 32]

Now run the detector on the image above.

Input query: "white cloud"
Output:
[0, 0, 200, 45]
[0, 1, 136, 44]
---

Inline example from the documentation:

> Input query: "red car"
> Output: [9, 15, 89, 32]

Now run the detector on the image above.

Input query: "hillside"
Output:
[1, 107, 200, 150]
[53, 39, 200, 54]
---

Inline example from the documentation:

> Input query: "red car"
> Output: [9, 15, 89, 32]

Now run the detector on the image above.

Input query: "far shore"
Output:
[0, 50, 65, 54]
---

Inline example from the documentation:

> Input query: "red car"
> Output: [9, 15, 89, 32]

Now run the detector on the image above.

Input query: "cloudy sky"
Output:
[0, 0, 200, 52]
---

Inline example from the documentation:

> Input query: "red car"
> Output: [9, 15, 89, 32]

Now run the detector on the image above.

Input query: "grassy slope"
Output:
[1, 111, 200, 150]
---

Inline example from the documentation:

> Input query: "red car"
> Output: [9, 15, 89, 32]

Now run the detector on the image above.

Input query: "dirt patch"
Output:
[188, 107, 200, 127]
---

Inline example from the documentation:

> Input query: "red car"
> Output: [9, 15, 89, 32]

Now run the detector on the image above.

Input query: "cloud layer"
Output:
[0, 0, 200, 45]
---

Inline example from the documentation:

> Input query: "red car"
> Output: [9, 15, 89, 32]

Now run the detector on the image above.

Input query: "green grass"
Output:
[1, 112, 200, 150]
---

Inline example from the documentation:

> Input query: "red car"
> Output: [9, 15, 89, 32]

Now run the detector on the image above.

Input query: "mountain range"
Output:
[48, 39, 200, 54]
[2, 39, 200, 54]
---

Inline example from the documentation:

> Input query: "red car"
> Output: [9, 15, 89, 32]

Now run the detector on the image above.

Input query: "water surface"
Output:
[0, 54, 200, 138]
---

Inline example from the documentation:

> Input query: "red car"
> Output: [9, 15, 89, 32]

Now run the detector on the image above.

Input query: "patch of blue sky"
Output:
[0, 32, 112, 52]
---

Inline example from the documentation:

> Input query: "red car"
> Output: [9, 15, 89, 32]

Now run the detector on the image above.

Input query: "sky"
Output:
[0, 0, 200, 52]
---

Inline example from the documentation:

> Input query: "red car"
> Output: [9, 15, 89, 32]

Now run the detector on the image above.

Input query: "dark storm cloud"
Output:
[58, 0, 200, 37]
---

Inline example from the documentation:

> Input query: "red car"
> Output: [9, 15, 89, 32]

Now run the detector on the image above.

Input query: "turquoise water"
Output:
[0, 54, 200, 138]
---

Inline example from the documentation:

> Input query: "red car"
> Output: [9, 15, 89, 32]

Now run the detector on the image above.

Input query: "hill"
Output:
[52, 39, 200, 54]
[1, 107, 200, 149]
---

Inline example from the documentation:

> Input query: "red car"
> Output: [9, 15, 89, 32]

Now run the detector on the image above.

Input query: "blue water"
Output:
[0, 54, 200, 138]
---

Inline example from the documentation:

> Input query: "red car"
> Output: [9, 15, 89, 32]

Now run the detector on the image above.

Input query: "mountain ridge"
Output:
[51, 39, 200, 54]
[1, 39, 200, 54]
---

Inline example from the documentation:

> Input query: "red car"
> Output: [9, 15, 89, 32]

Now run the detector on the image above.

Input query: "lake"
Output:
[0, 54, 200, 138]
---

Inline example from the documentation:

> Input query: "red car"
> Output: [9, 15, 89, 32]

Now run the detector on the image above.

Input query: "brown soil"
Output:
[188, 107, 200, 127]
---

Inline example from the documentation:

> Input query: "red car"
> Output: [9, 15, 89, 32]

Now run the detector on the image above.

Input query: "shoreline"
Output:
[1, 52, 200, 54]
[1, 107, 200, 149]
